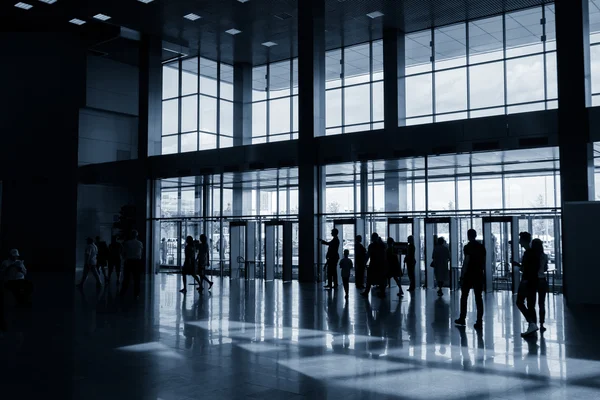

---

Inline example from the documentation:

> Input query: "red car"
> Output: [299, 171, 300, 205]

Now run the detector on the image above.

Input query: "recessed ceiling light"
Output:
[225, 28, 242, 35]
[14, 2, 33, 9]
[69, 18, 86, 25]
[38, 0, 57, 4]
[93, 13, 111, 21]
[366, 11, 384, 19]
[184, 13, 201, 21]
[262, 41, 277, 47]
[137, 0, 154, 3]
[238, 0, 250, 2]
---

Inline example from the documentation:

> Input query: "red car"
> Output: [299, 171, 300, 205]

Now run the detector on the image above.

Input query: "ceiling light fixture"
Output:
[262, 41, 277, 47]
[69, 18, 86, 25]
[237, 0, 250, 2]
[38, 0, 57, 4]
[14, 2, 33, 9]
[184, 13, 201, 21]
[93, 13, 111, 21]
[366, 11, 384, 19]
[137, 0, 154, 3]
[225, 28, 242, 35]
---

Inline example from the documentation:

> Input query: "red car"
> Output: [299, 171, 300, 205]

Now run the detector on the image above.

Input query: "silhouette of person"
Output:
[431, 237, 450, 296]
[354, 235, 367, 289]
[532, 238, 548, 333]
[455, 229, 485, 330]
[107, 236, 123, 285]
[120, 230, 144, 299]
[320, 229, 340, 289]
[180, 236, 203, 294]
[387, 237, 403, 297]
[77, 237, 102, 289]
[339, 249, 353, 299]
[362, 233, 386, 298]
[196, 234, 214, 293]
[513, 231, 540, 337]
[405, 235, 417, 292]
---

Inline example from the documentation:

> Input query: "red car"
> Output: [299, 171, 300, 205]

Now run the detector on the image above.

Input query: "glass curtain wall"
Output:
[589, 0, 600, 105]
[162, 57, 234, 154]
[404, 4, 557, 125]
[326, 40, 384, 135]
[252, 59, 299, 144]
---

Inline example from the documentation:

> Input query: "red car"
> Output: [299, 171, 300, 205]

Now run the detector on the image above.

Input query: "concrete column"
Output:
[383, 28, 406, 129]
[234, 63, 253, 146]
[139, 35, 163, 158]
[232, 175, 253, 217]
[555, 0, 595, 202]
[297, 0, 326, 282]
[385, 160, 408, 240]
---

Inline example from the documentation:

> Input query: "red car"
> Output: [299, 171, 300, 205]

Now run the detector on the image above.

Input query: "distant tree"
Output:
[327, 201, 341, 214]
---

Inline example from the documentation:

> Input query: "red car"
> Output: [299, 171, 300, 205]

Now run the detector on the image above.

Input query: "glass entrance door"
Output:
[387, 218, 422, 288]
[482, 217, 519, 292]
[424, 218, 459, 289]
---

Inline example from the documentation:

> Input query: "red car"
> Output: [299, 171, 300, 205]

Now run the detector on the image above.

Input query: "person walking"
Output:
[405, 235, 417, 291]
[387, 237, 404, 297]
[95, 236, 110, 282]
[120, 230, 144, 299]
[455, 229, 486, 330]
[362, 233, 386, 298]
[77, 237, 102, 289]
[320, 229, 340, 290]
[107, 236, 123, 285]
[339, 249, 353, 299]
[532, 238, 549, 333]
[196, 234, 214, 293]
[431, 237, 450, 296]
[354, 235, 367, 289]
[513, 232, 540, 337]
[180, 236, 203, 294]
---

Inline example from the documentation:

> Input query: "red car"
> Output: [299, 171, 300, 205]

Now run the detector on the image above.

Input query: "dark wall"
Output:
[0, 32, 86, 272]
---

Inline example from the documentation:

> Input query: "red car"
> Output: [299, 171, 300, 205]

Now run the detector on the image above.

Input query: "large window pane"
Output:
[199, 132, 217, 150]
[221, 135, 233, 149]
[591, 0, 600, 44]
[469, 62, 504, 109]
[405, 74, 433, 117]
[505, 7, 543, 58]
[505, 175, 555, 209]
[200, 58, 218, 96]
[472, 178, 503, 209]
[269, 60, 291, 98]
[591, 45, 600, 94]
[292, 58, 299, 95]
[181, 132, 197, 153]
[182, 58, 198, 96]
[326, 89, 342, 127]
[344, 43, 370, 86]
[435, 68, 467, 113]
[469, 16, 503, 63]
[181, 96, 198, 132]
[252, 101, 267, 137]
[372, 40, 383, 81]
[162, 135, 178, 154]
[220, 100, 233, 136]
[220, 63, 234, 101]
[162, 99, 178, 135]
[405, 31, 432, 74]
[545, 4, 556, 51]
[506, 55, 545, 104]
[253, 65, 267, 101]
[269, 97, 291, 134]
[344, 84, 371, 125]
[292, 96, 298, 132]
[162, 62, 179, 99]
[435, 23, 466, 69]
[372, 81, 384, 122]
[428, 180, 456, 211]
[546, 52, 557, 99]
[199, 95, 217, 133]
[326, 49, 342, 89]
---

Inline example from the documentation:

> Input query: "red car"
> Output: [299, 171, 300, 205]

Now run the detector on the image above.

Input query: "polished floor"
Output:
[2, 272, 600, 400]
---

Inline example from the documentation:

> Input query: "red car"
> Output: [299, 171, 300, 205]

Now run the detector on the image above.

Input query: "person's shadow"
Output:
[431, 297, 450, 356]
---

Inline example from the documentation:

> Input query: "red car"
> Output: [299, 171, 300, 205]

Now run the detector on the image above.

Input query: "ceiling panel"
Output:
[1, 0, 551, 66]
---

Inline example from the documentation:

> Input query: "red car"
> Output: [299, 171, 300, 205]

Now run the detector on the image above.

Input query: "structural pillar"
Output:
[233, 63, 253, 146]
[383, 28, 406, 129]
[556, 0, 595, 202]
[297, 0, 326, 282]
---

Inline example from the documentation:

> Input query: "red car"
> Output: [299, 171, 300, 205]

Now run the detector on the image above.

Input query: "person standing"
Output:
[320, 229, 340, 290]
[160, 238, 168, 265]
[455, 229, 486, 330]
[532, 238, 549, 333]
[362, 233, 386, 298]
[107, 236, 124, 285]
[339, 249, 353, 299]
[120, 230, 144, 299]
[95, 236, 110, 282]
[431, 237, 450, 296]
[77, 237, 102, 289]
[513, 232, 540, 337]
[387, 237, 404, 297]
[405, 236, 417, 292]
[354, 235, 367, 289]
[1, 249, 33, 305]
[196, 234, 214, 292]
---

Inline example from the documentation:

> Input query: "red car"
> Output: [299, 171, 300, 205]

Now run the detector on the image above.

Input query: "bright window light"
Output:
[225, 28, 242, 35]
[238, 0, 250, 2]
[14, 2, 33, 9]
[262, 41, 277, 47]
[184, 13, 201, 21]
[69, 18, 86, 25]
[93, 13, 111, 21]
[38, 0, 57, 4]
[366, 11, 384, 19]
[138, 0, 154, 3]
